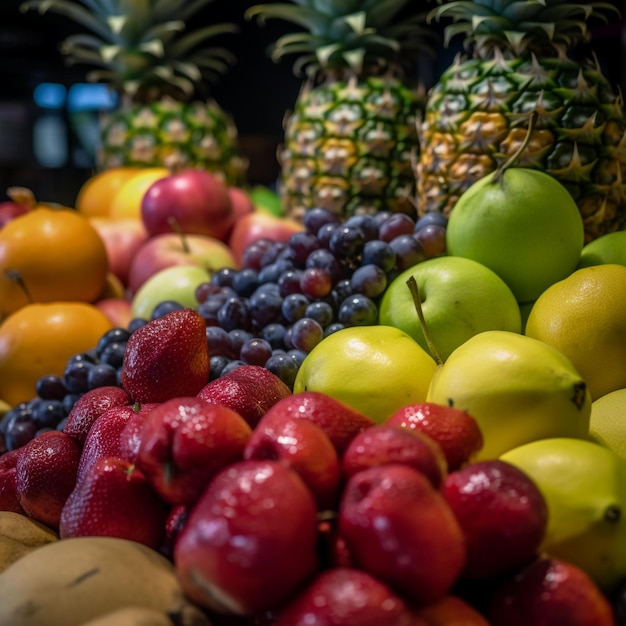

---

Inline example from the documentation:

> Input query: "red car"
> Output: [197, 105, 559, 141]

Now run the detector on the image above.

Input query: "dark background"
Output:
[0, 0, 624, 206]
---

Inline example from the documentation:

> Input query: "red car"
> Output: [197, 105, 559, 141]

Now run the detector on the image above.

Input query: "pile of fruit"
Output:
[1, 0, 626, 624]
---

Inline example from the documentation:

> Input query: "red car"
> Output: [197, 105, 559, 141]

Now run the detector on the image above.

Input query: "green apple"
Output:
[446, 168, 584, 302]
[131, 265, 210, 320]
[577, 230, 626, 269]
[378, 256, 522, 362]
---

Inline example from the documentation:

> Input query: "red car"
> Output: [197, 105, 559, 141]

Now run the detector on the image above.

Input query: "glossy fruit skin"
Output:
[0, 302, 114, 407]
[338, 463, 466, 607]
[76, 167, 143, 218]
[15, 430, 82, 529]
[0, 207, 109, 317]
[443, 460, 548, 580]
[174, 459, 319, 616]
[121, 308, 209, 403]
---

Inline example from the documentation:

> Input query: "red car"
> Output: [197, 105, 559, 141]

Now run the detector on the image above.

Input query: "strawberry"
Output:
[15, 430, 82, 529]
[0, 448, 25, 514]
[59, 456, 168, 549]
[197, 364, 291, 429]
[63, 386, 131, 444]
[387, 402, 484, 471]
[121, 308, 209, 404]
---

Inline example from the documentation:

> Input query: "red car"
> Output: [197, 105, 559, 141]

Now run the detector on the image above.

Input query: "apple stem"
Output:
[167, 217, 191, 254]
[4, 269, 34, 303]
[6, 187, 36, 210]
[406, 276, 444, 366]
[493, 109, 539, 185]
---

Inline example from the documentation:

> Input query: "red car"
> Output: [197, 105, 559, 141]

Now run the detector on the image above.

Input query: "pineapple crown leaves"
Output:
[245, 0, 436, 79]
[430, 0, 620, 58]
[19, 0, 238, 100]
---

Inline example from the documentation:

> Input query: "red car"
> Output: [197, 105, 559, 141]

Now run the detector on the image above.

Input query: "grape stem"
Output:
[492, 109, 539, 185]
[406, 276, 443, 366]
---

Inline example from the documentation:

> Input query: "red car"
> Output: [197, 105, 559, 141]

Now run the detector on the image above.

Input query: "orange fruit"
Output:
[0, 207, 109, 318]
[109, 168, 169, 220]
[75, 167, 142, 218]
[0, 302, 113, 406]
[525, 264, 626, 401]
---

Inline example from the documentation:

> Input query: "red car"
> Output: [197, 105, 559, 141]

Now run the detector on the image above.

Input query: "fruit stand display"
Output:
[1, 1, 626, 625]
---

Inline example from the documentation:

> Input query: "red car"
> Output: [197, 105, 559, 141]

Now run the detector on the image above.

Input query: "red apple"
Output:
[174, 459, 319, 616]
[228, 186, 255, 221]
[95, 297, 133, 328]
[141, 168, 235, 241]
[228, 212, 304, 267]
[128, 231, 238, 295]
[0, 201, 29, 229]
[89, 217, 149, 286]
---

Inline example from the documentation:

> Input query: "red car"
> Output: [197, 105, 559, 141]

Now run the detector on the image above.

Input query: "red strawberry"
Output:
[15, 430, 82, 529]
[256, 391, 376, 457]
[59, 456, 168, 549]
[121, 308, 209, 403]
[197, 365, 291, 429]
[0, 448, 25, 514]
[63, 386, 131, 444]
[386, 402, 484, 471]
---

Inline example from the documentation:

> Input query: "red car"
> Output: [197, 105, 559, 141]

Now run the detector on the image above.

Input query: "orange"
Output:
[75, 167, 142, 218]
[0, 302, 113, 406]
[108, 167, 169, 220]
[525, 264, 626, 401]
[0, 207, 109, 318]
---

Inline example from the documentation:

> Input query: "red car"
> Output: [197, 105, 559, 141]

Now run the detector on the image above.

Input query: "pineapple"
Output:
[416, 0, 626, 242]
[20, 0, 247, 185]
[246, 0, 435, 222]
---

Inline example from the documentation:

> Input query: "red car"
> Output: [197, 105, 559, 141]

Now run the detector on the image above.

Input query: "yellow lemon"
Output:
[109, 168, 169, 220]
[589, 388, 626, 461]
[525, 264, 626, 401]
[293, 325, 437, 423]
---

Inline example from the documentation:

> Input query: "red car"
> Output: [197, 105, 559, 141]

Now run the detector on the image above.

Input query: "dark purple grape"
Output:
[305, 301, 334, 328]
[260, 241, 288, 267]
[278, 269, 304, 296]
[35, 375, 67, 401]
[96, 327, 132, 358]
[362, 239, 397, 273]
[128, 318, 148, 333]
[303, 207, 341, 235]
[288, 231, 321, 264]
[211, 267, 238, 288]
[257, 262, 286, 285]
[98, 342, 127, 369]
[306, 248, 345, 284]
[239, 338, 273, 366]
[414, 223, 447, 259]
[317, 222, 340, 248]
[31, 399, 66, 429]
[262, 323, 287, 349]
[289, 317, 324, 353]
[281, 293, 310, 323]
[300, 267, 332, 299]
[332, 279, 354, 306]
[378, 213, 415, 242]
[151, 300, 185, 319]
[63, 360, 93, 394]
[248, 285, 284, 329]
[389, 234, 426, 270]
[209, 355, 230, 380]
[344, 214, 379, 241]
[414, 212, 448, 232]
[264, 353, 299, 389]
[338, 294, 378, 326]
[287, 349, 307, 369]
[232, 268, 260, 298]
[62, 393, 81, 415]
[87, 363, 118, 389]
[242, 238, 275, 270]
[4, 409, 37, 451]
[350, 264, 388, 299]
[328, 225, 366, 261]
[228, 329, 253, 355]
[323, 322, 346, 337]
[206, 326, 234, 357]
[220, 360, 247, 377]
[217, 296, 251, 331]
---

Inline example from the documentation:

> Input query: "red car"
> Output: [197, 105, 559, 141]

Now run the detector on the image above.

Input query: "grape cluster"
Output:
[0, 208, 446, 455]
[194, 208, 447, 388]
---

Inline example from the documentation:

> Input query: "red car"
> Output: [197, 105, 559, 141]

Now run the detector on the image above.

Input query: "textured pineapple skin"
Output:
[417, 52, 626, 242]
[98, 98, 248, 186]
[279, 75, 422, 222]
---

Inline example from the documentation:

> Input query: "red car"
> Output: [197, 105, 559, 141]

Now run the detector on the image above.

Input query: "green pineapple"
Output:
[417, 0, 626, 242]
[246, 0, 435, 222]
[21, 0, 247, 185]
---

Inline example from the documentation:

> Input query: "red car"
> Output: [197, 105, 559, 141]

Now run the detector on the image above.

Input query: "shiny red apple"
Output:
[94, 297, 133, 328]
[141, 168, 235, 241]
[127, 231, 238, 295]
[0, 201, 29, 229]
[227, 185, 255, 221]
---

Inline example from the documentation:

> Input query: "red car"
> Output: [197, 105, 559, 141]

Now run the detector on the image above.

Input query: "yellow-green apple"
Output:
[341, 424, 448, 489]
[174, 459, 319, 616]
[140, 168, 235, 241]
[249, 185, 284, 217]
[338, 463, 466, 606]
[95, 297, 133, 329]
[577, 230, 626, 268]
[378, 255, 522, 362]
[128, 231, 237, 295]
[243, 412, 341, 511]
[228, 212, 304, 266]
[89, 217, 148, 286]
[443, 460, 548, 580]
[136, 396, 252, 506]
[273, 567, 416, 625]
[131, 265, 211, 320]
